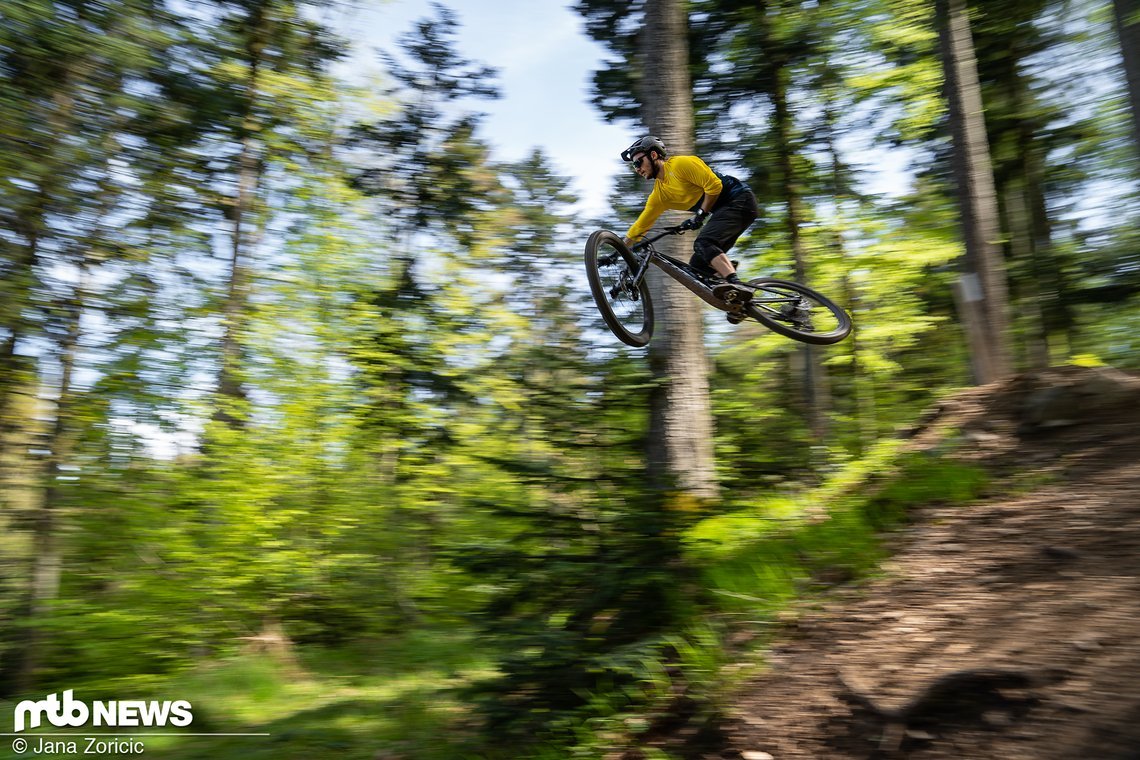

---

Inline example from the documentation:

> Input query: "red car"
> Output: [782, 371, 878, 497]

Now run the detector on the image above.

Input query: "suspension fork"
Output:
[630, 247, 655, 288]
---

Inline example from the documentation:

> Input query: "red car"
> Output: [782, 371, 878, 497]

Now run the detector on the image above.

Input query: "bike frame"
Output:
[629, 227, 744, 313]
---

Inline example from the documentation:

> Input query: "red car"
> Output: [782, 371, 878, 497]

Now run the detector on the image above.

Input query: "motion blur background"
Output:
[1, 0, 1139, 757]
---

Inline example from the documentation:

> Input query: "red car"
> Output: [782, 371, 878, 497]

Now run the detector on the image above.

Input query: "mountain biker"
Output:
[620, 135, 759, 304]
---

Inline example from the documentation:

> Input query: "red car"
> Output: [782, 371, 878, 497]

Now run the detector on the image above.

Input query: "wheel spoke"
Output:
[743, 278, 851, 345]
[585, 230, 654, 347]
[595, 246, 647, 331]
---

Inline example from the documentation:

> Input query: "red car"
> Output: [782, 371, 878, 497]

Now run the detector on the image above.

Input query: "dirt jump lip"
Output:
[707, 366, 1140, 760]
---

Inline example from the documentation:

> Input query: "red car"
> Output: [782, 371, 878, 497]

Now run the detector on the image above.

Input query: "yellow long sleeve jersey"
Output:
[625, 155, 723, 242]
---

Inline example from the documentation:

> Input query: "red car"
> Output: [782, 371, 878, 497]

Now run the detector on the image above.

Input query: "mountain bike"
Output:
[584, 226, 853, 348]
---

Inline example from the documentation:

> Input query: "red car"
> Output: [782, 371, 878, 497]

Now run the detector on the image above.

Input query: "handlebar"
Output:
[631, 225, 686, 252]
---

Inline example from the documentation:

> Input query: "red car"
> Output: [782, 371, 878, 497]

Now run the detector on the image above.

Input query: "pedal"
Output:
[713, 283, 753, 303]
[726, 313, 745, 325]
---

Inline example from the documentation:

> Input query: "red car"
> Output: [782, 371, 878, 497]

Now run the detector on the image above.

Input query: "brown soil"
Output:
[708, 366, 1140, 760]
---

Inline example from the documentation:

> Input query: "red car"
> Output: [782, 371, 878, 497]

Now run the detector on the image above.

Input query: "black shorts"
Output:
[691, 191, 759, 269]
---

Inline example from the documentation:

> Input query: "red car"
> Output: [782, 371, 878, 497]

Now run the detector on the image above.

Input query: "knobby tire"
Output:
[584, 230, 654, 347]
[743, 277, 852, 345]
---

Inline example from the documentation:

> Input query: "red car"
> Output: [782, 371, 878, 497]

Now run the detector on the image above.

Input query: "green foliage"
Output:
[859, 452, 989, 528]
[2, 0, 1140, 756]
[690, 448, 987, 626]
[454, 464, 690, 746]
[0, 630, 493, 760]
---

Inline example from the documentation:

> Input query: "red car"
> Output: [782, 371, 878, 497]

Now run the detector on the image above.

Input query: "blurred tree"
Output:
[348, 3, 500, 243]
[639, 0, 719, 502]
[707, 0, 986, 469]
[182, 0, 345, 429]
[344, 4, 504, 623]
[935, 0, 1014, 382]
[699, 0, 836, 454]
[971, 0, 1078, 368]
[577, 0, 718, 502]
[453, 156, 684, 744]
[1113, 0, 1140, 155]
[0, 0, 351, 691]
[580, 0, 976, 474]
[0, 0, 192, 693]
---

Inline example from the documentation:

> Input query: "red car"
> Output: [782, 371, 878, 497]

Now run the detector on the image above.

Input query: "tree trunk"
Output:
[1, 87, 71, 490]
[822, 82, 868, 453]
[1113, 0, 1140, 158]
[214, 4, 269, 428]
[1003, 177, 1052, 369]
[4, 69, 81, 694]
[15, 271, 85, 693]
[772, 59, 829, 448]
[984, 21, 1054, 370]
[637, 0, 718, 502]
[0, 230, 39, 493]
[936, 0, 1014, 383]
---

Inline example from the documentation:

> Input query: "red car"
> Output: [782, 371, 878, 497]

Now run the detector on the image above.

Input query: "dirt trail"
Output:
[713, 366, 1140, 760]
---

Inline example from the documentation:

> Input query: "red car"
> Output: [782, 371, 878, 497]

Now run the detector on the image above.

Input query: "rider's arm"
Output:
[624, 189, 666, 246]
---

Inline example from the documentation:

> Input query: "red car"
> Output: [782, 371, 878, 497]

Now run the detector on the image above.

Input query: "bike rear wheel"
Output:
[584, 230, 654, 347]
[743, 277, 852, 345]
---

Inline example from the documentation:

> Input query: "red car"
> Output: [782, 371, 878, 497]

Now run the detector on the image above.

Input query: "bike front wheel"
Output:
[584, 230, 654, 347]
[744, 277, 852, 345]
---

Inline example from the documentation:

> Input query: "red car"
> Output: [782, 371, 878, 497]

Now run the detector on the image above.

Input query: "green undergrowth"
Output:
[690, 445, 989, 614]
[0, 450, 993, 760]
[636, 447, 994, 752]
[499, 446, 994, 758]
[0, 629, 495, 760]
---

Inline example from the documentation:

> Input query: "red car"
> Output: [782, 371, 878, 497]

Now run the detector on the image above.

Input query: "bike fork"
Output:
[630, 252, 654, 288]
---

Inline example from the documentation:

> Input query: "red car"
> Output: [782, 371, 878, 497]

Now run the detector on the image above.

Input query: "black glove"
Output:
[680, 208, 708, 231]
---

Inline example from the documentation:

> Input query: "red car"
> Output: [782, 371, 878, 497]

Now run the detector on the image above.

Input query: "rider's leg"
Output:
[709, 253, 737, 277]
[694, 196, 759, 303]
[689, 237, 723, 277]
[688, 248, 736, 279]
[693, 193, 759, 280]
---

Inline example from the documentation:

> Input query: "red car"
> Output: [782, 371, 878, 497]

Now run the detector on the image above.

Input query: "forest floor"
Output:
[698, 365, 1140, 760]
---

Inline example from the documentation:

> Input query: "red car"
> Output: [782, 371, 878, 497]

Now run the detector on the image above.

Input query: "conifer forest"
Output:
[2, 0, 1140, 757]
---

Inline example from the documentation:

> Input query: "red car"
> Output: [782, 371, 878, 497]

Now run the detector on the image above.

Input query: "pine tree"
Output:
[936, 0, 1014, 382]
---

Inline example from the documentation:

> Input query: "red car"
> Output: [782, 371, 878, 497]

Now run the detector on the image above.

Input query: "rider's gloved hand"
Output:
[680, 208, 708, 231]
